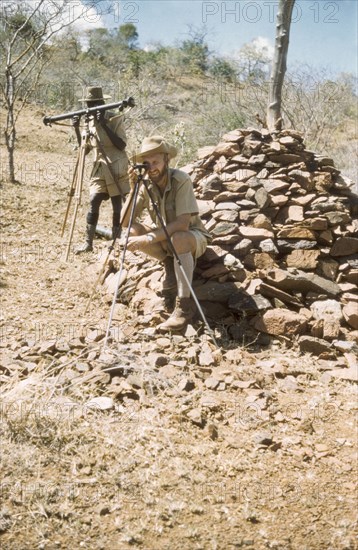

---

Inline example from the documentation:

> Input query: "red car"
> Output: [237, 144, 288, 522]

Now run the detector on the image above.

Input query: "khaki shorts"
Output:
[190, 229, 209, 259]
[137, 223, 208, 260]
[89, 163, 129, 198]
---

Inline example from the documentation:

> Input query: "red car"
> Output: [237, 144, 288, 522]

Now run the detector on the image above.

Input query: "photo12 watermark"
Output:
[0, 318, 140, 346]
[197, 398, 340, 429]
[201, 1, 340, 24]
[198, 478, 342, 505]
[0, 480, 143, 506]
[0, 1, 141, 26]
[0, 398, 142, 428]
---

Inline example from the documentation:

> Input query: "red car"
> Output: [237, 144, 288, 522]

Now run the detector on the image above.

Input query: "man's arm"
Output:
[71, 116, 92, 154]
[144, 214, 191, 243]
[72, 115, 81, 146]
[126, 213, 192, 253]
[96, 112, 126, 151]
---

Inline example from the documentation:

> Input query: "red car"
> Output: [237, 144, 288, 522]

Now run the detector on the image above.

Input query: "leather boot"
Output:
[157, 297, 195, 331]
[162, 256, 177, 292]
[75, 224, 96, 254]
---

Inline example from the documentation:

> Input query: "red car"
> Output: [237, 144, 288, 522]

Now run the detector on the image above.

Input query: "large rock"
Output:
[255, 187, 271, 209]
[253, 309, 307, 336]
[265, 268, 341, 297]
[286, 250, 320, 270]
[262, 179, 290, 193]
[277, 227, 317, 240]
[310, 299, 343, 322]
[277, 240, 318, 252]
[214, 141, 242, 157]
[235, 168, 257, 182]
[258, 282, 303, 308]
[288, 205, 304, 222]
[238, 226, 275, 240]
[343, 303, 358, 329]
[194, 282, 242, 303]
[228, 290, 271, 315]
[298, 336, 333, 355]
[330, 237, 358, 257]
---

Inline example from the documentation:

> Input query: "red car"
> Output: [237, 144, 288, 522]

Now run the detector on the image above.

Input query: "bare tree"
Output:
[267, 0, 295, 132]
[0, 0, 103, 183]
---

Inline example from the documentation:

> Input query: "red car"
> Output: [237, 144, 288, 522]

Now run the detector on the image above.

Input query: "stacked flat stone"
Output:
[181, 127, 358, 350]
[107, 127, 358, 353]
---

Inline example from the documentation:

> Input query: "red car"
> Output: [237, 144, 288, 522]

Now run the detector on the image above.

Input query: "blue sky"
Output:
[87, 0, 358, 75]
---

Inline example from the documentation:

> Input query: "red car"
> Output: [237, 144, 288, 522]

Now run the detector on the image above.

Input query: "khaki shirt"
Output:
[87, 112, 129, 197]
[132, 168, 211, 240]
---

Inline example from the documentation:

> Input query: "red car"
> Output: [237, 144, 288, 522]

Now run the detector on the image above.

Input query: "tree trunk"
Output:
[4, 70, 16, 183]
[267, 0, 295, 132]
[1, 0, 91, 185]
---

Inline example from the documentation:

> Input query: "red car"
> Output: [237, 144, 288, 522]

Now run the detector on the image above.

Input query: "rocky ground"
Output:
[0, 106, 357, 549]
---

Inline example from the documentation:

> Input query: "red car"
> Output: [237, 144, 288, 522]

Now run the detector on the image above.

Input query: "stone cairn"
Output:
[105, 127, 358, 355]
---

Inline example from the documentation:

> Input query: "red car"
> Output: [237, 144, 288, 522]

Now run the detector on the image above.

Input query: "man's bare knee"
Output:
[171, 231, 196, 255]
[130, 222, 146, 236]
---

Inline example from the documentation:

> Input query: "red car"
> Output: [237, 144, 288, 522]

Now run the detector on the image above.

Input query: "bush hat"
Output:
[132, 136, 178, 162]
[79, 86, 111, 103]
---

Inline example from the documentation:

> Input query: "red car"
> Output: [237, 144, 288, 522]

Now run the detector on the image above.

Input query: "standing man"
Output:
[73, 86, 130, 253]
[122, 136, 211, 331]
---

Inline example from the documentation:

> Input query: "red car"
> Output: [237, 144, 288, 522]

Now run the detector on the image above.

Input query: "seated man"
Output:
[121, 136, 211, 331]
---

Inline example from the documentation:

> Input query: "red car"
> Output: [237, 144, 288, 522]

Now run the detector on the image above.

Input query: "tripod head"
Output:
[133, 163, 149, 172]
[131, 163, 149, 182]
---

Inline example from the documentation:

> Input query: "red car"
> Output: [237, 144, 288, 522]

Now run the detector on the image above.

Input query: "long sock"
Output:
[174, 252, 194, 298]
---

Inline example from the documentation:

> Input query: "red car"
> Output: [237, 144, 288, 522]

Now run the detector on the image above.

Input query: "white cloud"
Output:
[26, 1, 107, 34]
[230, 36, 274, 62]
[70, 1, 106, 32]
[143, 42, 164, 53]
[251, 36, 274, 59]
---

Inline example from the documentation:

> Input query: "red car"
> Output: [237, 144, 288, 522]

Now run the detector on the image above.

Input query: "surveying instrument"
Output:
[43, 96, 135, 261]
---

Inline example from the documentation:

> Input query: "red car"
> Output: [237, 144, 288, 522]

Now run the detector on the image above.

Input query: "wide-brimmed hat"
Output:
[132, 136, 178, 162]
[79, 86, 111, 103]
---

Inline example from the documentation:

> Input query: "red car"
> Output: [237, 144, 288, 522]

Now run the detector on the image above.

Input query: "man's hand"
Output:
[128, 165, 138, 191]
[95, 109, 105, 124]
[72, 115, 80, 128]
[127, 235, 150, 252]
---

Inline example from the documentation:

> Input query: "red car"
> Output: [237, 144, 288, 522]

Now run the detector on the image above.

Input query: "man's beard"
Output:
[149, 165, 167, 184]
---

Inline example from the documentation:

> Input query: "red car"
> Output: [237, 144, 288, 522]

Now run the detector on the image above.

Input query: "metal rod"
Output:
[103, 179, 141, 349]
[64, 125, 88, 261]
[84, 192, 137, 314]
[61, 156, 78, 237]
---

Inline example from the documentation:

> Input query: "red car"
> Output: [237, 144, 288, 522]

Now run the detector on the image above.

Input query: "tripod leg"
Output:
[103, 180, 141, 349]
[61, 155, 79, 237]
[84, 190, 137, 314]
[65, 137, 87, 261]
